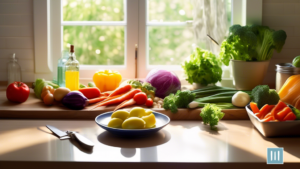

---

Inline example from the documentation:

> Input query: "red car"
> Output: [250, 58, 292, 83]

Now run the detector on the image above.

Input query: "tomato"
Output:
[133, 92, 147, 105]
[41, 90, 50, 100]
[43, 93, 54, 106]
[6, 82, 30, 103]
[145, 98, 153, 107]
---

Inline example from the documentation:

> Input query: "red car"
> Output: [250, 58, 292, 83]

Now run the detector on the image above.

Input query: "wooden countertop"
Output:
[0, 88, 249, 120]
[0, 119, 299, 168]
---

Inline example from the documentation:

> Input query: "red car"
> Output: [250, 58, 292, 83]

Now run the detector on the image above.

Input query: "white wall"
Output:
[263, 0, 300, 86]
[0, 0, 34, 83]
[0, 0, 299, 86]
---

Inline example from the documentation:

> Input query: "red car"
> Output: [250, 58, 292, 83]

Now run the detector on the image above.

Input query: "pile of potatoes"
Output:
[108, 107, 156, 129]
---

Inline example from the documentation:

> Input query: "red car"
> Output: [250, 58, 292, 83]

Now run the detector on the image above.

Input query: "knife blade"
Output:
[46, 125, 94, 147]
[46, 125, 69, 138]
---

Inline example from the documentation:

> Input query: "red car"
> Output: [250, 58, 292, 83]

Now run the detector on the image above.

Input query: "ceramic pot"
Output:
[231, 60, 270, 90]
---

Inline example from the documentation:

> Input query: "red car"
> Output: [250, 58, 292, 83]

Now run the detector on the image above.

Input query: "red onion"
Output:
[62, 91, 88, 110]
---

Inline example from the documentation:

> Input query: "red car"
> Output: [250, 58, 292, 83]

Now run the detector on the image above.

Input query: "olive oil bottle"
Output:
[65, 45, 79, 91]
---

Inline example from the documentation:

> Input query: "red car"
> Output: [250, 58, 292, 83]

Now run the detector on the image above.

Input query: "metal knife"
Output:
[46, 125, 94, 147]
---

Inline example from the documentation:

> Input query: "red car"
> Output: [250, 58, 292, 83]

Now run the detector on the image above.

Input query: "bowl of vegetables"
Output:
[246, 101, 300, 137]
[95, 107, 170, 137]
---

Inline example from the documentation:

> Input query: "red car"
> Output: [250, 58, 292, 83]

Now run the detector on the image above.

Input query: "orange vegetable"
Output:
[100, 91, 113, 96]
[108, 84, 132, 98]
[264, 112, 272, 119]
[278, 74, 300, 107]
[270, 101, 287, 119]
[276, 107, 292, 121]
[263, 116, 275, 122]
[43, 93, 54, 106]
[114, 98, 136, 111]
[88, 96, 107, 105]
[250, 102, 260, 113]
[91, 89, 141, 109]
[294, 98, 300, 110]
[258, 104, 275, 119]
[282, 112, 297, 121]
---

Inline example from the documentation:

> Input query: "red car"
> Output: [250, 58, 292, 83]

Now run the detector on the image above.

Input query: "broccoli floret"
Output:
[251, 85, 280, 109]
[163, 93, 178, 113]
[220, 24, 287, 64]
[272, 30, 287, 53]
[200, 104, 225, 130]
[163, 90, 195, 113]
[175, 90, 195, 108]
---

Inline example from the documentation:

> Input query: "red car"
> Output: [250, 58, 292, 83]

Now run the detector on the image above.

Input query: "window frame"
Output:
[33, 0, 262, 80]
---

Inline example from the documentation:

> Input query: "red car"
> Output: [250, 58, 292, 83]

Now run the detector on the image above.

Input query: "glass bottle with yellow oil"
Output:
[65, 45, 79, 91]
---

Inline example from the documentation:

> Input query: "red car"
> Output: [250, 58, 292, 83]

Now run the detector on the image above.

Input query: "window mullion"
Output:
[137, 0, 147, 78]
[126, 0, 139, 79]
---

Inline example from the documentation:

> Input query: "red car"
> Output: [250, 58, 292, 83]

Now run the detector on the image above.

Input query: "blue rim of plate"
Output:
[95, 111, 170, 132]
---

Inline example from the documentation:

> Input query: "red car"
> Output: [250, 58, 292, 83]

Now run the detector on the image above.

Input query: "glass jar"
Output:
[276, 63, 300, 92]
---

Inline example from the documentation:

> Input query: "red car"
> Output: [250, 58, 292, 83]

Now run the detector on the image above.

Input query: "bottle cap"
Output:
[11, 53, 17, 61]
[70, 45, 74, 53]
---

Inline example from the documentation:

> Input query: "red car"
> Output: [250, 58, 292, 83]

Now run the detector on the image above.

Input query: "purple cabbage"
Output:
[62, 91, 88, 110]
[145, 69, 181, 98]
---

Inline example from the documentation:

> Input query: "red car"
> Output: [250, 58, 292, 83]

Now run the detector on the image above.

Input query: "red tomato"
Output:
[145, 98, 153, 107]
[133, 92, 147, 105]
[6, 82, 30, 103]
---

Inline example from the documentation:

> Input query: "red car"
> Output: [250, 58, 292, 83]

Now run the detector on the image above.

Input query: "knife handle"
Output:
[68, 131, 94, 147]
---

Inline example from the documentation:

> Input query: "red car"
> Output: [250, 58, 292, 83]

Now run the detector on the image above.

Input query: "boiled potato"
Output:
[53, 87, 71, 101]
[111, 110, 129, 121]
[129, 107, 146, 118]
[144, 109, 153, 116]
[108, 118, 123, 128]
[142, 113, 156, 128]
[122, 117, 146, 129]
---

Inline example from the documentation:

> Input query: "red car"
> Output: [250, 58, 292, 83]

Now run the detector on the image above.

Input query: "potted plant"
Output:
[182, 47, 223, 89]
[220, 24, 287, 90]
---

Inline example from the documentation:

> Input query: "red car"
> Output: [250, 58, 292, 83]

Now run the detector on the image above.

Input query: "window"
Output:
[33, 0, 262, 81]
[62, 0, 126, 66]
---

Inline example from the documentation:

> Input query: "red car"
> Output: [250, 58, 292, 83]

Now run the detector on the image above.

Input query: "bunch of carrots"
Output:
[87, 84, 143, 111]
[250, 101, 297, 122]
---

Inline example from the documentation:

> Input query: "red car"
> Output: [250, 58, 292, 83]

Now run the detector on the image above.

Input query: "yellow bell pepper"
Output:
[93, 70, 122, 92]
[278, 74, 300, 106]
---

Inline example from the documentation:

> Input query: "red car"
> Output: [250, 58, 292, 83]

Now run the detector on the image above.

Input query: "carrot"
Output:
[100, 91, 113, 97]
[91, 89, 141, 109]
[88, 96, 107, 104]
[270, 101, 287, 120]
[250, 102, 260, 114]
[114, 98, 136, 111]
[258, 104, 275, 119]
[277, 107, 292, 121]
[264, 112, 272, 119]
[282, 112, 297, 121]
[263, 116, 274, 122]
[88, 94, 123, 109]
[108, 84, 132, 98]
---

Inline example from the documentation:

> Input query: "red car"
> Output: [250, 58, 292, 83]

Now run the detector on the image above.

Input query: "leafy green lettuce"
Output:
[182, 47, 222, 86]
[200, 104, 225, 130]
